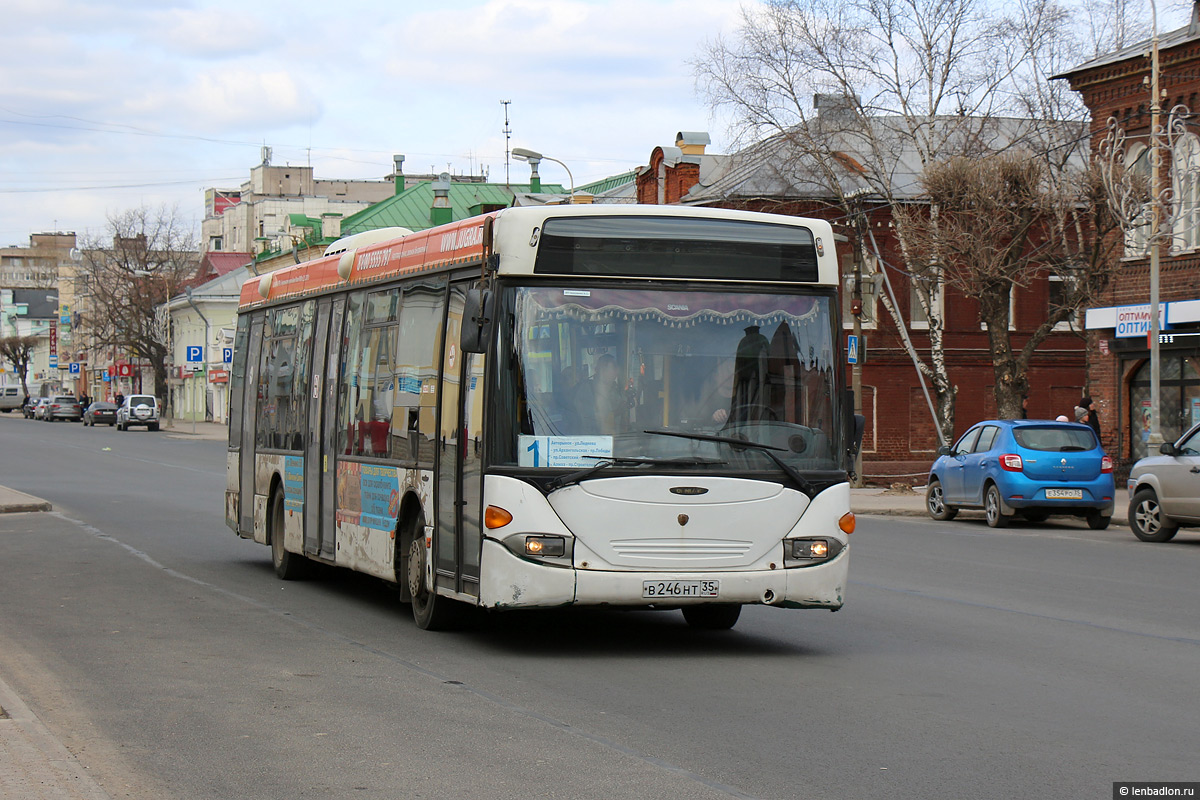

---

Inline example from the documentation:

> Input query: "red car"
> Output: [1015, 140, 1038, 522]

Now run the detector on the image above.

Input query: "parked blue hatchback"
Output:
[926, 419, 1115, 529]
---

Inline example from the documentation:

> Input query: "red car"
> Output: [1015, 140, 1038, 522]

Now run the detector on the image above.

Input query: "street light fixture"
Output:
[512, 147, 575, 199]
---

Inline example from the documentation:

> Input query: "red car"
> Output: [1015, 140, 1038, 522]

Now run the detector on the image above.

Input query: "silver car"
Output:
[1127, 422, 1200, 542]
[117, 394, 160, 431]
[45, 395, 83, 422]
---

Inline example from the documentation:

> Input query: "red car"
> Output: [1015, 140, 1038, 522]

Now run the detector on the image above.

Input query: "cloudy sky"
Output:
[0, 0, 742, 247]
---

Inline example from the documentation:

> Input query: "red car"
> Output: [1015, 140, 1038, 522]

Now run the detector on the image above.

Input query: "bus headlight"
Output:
[502, 533, 573, 565]
[525, 535, 565, 557]
[784, 537, 844, 567]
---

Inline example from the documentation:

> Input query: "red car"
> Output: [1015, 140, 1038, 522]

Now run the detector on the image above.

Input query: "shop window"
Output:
[1128, 355, 1200, 460]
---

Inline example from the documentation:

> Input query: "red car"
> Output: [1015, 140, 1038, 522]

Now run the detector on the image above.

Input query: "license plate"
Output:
[643, 580, 719, 598]
[1045, 488, 1083, 499]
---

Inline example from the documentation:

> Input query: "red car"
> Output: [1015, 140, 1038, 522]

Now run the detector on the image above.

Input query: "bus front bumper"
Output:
[478, 539, 846, 611]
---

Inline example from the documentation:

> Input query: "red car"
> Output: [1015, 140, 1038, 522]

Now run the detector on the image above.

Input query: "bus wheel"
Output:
[407, 519, 461, 631]
[270, 490, 310, 580]
[682, 604, 741, 630]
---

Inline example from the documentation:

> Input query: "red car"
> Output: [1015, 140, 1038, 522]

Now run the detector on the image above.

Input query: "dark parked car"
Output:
[83, 401, 118, 427]
[24, 397, 47, 419]
[926, 419, 1115, 529]
[44, 395, 83, 422]
[1126, 422, 1200, 542]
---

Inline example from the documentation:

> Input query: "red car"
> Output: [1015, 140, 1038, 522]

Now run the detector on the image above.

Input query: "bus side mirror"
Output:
[849, 414, 865, 462]
[461, 288, 494, 354]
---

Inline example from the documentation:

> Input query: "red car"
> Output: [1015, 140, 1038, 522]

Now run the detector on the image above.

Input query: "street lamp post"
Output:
[1147, 0, 1164, 446]
[512, 147, 575, 199]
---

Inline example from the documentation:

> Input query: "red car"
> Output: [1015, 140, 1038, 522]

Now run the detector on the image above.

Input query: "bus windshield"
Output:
[493, 285, 843, 477]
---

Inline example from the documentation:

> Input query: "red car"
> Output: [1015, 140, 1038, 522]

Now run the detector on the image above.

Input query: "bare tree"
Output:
[0, 335, 38, 398]
[78, 205, 199, 408]
[895, 153, 1124, 418]
[693, 0, 1125, 442]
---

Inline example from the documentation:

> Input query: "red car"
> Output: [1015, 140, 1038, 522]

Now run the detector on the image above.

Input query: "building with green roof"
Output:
[254, 175, 565, 271]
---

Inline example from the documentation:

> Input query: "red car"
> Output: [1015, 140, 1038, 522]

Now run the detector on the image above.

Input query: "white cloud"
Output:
[0, 0, 743, 245]
[141, 8, 271, 59]
[126, 69, 322, 131]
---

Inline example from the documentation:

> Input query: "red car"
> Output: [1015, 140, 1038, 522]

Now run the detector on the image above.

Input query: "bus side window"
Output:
[393, 283, 445, 465]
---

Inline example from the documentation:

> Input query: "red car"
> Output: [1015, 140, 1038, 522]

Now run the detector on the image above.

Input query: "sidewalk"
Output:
[159, 417, 229, 441]
[0, 675, 112, 800]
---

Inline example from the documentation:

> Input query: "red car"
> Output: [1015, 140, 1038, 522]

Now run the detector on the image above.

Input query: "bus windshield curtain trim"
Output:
[526, 289, 824, 322]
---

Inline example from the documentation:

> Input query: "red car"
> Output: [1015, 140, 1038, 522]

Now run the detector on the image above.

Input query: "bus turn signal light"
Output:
[839, 512, 856, 534]
[485, 505, 513, 529]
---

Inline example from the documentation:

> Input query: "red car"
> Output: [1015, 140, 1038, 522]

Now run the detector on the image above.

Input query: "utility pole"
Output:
[501, 100, 512, 186]
[850, 195, 867, 487]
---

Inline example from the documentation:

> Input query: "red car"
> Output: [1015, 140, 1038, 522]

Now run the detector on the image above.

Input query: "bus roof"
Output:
[238, 205, 839, 310]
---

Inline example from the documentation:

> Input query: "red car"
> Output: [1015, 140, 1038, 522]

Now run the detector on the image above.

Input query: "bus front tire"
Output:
[270, 490, 310, 580]
[682, 604, 741, 630]
[407, 521, 462, 631]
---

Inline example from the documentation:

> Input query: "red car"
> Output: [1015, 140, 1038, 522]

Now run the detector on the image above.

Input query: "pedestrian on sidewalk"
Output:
[1074, 396, 1101, 439]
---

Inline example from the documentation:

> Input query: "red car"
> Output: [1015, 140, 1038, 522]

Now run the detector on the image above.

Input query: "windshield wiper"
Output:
[643, 429, 815, 496]
[545, 455, 726, 492]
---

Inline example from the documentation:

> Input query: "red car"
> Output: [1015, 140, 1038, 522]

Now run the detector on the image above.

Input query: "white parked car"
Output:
[117, 394, 160, 431]
[1127, 422, 1200, 542]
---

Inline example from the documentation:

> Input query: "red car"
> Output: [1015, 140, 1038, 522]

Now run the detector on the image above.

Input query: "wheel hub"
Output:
[408, 538, 425, 598]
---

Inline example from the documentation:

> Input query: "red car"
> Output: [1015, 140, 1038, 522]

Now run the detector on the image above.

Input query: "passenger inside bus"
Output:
[570, 353, 627, 435]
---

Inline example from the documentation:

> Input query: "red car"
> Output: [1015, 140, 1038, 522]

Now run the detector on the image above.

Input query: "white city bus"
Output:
[226, 204, 862, 630]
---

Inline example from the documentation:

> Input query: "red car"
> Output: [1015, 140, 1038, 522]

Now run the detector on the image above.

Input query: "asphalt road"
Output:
[1, 414, 1198, 800]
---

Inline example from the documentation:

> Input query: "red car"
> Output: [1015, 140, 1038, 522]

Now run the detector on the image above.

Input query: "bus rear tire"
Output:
[270, 490, 310, 580]
[682, 604, 741, 630]
[407, 517, 462, 631]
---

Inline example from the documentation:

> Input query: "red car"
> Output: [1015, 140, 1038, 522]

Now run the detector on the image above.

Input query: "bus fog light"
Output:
[525, 535, 565, 557]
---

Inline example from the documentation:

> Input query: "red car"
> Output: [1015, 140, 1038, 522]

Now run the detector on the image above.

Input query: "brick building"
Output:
[637, 129, 1089, 482]
[1057, 9, 1200, 466]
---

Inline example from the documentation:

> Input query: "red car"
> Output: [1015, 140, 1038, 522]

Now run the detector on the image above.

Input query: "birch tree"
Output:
[895, 154, 1124, 419]
[693, 0, 1117, 442]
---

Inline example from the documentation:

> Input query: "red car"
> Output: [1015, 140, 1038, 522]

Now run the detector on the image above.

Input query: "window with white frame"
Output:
[979, 285, 1016, 331]
[1171, 133, 1200, 252]
[909, 273, 941, 329]
[1125, 143, 1152, 258]
[1047, 274, 1078, 330]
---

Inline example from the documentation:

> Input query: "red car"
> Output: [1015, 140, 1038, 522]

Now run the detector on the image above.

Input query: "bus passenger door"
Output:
[434, 285, 483, 599]
[303, 297, 332, 556]
[238, 316, 264, 536]
[318, 296, 346, 560]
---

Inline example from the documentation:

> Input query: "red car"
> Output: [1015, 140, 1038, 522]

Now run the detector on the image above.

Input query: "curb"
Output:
[0, 487, 52, 514]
